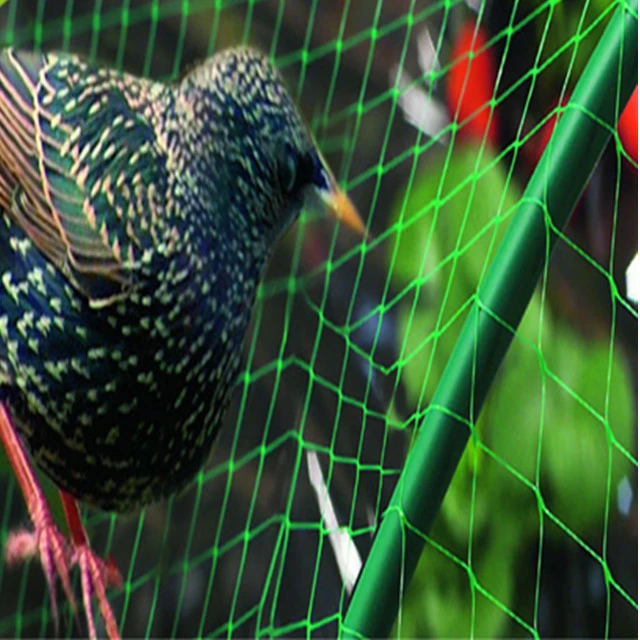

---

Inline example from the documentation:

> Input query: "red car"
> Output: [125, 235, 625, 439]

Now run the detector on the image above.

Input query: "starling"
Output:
[0, 46, 364, 638]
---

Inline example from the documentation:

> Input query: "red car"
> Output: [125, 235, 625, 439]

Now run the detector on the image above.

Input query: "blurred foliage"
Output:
[387, 143, 635, 637]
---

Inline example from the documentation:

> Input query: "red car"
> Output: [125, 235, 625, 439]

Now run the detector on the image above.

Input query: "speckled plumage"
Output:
[0, 47, 347, 512]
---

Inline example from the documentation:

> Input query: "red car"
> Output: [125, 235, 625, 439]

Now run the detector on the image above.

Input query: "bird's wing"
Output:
[0, 48, 172, 306]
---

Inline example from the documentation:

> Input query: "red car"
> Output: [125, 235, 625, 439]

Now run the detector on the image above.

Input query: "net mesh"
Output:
[0, 0, 637, 637]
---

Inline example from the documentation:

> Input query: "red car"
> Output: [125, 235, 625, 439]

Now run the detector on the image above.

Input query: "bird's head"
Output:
[181, 48, 365, 247]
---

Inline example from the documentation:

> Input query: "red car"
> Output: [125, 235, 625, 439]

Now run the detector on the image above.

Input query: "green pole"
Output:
[342, 1, 638, 637]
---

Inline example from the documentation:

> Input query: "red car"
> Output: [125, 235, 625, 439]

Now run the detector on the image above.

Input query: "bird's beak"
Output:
[319, 180, 367, 238]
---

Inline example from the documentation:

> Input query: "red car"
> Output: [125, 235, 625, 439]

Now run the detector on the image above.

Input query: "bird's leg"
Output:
[59, 491, 123, 640]
[0, 403, 78, 630]
[0, 404, 122, 639]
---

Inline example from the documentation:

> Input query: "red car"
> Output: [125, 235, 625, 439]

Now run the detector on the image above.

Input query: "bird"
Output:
[0, 46, 365, 639]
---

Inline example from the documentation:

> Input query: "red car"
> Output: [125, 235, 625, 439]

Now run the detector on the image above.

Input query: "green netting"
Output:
[0, 0, 637, 638]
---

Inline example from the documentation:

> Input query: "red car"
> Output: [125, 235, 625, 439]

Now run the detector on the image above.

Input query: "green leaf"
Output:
[541, 321, 635, 536]
[399, 515, 520, 638]
[388, 144, 521, 295]
[390, 145, 523, 411]
[439, 443, 491, 544]
[485, 296, 548, 496]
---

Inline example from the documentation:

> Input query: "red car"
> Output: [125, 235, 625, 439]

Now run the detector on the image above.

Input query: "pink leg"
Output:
[0, 403, 122, 639]
[60, 491, 122, 639]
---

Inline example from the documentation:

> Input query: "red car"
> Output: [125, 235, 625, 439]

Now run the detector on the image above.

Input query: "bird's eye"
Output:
[279, 149, 317, 195]
[281, 154, 298, 193]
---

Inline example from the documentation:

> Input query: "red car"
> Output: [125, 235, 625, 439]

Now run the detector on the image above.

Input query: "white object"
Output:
[625, 253, 639, 303]
[306, 450, 363, 594]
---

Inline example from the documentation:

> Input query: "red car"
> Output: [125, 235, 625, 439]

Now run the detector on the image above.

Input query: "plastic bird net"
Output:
[0, 0, 637, 637]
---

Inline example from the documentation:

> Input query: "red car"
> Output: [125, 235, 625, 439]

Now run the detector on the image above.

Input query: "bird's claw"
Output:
[5, 516, 122, 639]
[5, 515, 78, 632]
[74, 546, 123, 639]
[1, 405, 121, 638]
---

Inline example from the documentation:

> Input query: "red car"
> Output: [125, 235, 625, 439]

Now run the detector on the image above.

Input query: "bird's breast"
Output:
[1, 245, 259, 511]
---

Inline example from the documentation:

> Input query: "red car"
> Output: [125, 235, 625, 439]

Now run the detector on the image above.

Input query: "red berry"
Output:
[445, 21, 498, 146]
[618, 86, 638, 166]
